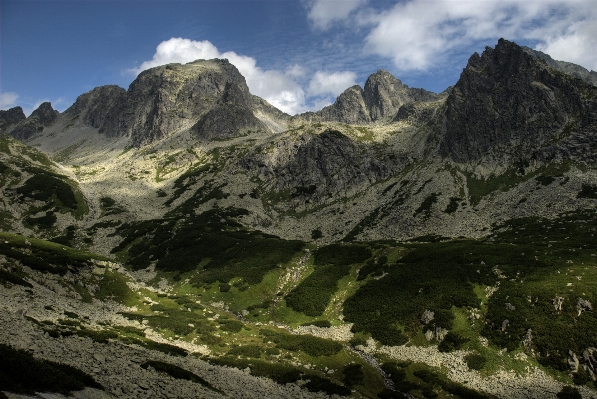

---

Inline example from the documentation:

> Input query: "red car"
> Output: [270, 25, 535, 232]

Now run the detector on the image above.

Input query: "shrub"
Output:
[438, 332, 468, 353]
[260, 329, 342, 356]
[286, 244, 371, 316]
[228, 345, 262, 358]
[342, 363, 364, 387]
[141, 360, 223, 394]
[464, 353, 486, 370]
[218, 319, 243, 333]
[557, 386, 582, 399]
[301, 320, 331, 328]
[0, 343, 103, 394]
[17, 174, 77, 210]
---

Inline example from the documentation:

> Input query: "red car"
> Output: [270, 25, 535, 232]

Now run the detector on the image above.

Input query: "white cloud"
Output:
[308, 71, 357, 97]
[0, 92, 19, 109]
[363, 0, 597, 72]
[132, 38, 220, 73]
[286, 64, 307, 78]
[536, 16, 597, 71]
[133, 38, 308, 115]
[307, 0, 368, 30]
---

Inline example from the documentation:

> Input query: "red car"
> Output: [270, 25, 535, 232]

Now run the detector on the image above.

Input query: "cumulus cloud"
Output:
[0, 92, 19, 109]
[363, 0, 597, 72]
[308, 71, 357, 97]
[133, 38, 308, 114]
[536, 16, 597, 71]
[307, 0, 368, 30]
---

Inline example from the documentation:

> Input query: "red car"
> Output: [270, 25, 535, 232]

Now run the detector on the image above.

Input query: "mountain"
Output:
[296, 69, 441, 124]
[438, 38, 597, 164]
[2, 39, 597, 399]
[5, 102, 59, 141]
[0, 106, 26, 135]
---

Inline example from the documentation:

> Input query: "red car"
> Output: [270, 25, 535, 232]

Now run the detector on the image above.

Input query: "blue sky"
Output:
[2, 0, 596, 116]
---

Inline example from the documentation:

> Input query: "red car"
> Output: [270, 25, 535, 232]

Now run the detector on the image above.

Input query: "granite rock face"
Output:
[9, 102, 59, 141]
[439, 39, 597, 164]
[240, 128, 399, 204]
[297, 70, 439, 125]
[64, 85, 126, 129]
[62, 59, 271, 146]
[191, 81, 267, 140]
[363, 70, 439, 122]
[313, 85, 371, 124]
[523, 46, 597, 87]
[0, 106, 26, 135]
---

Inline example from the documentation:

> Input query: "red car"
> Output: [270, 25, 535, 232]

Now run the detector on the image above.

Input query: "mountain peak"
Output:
[440, 38, 597, 163]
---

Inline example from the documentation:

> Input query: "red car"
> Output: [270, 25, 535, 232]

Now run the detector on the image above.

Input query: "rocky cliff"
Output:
[9, 102, 59, 141]
[0, 106, 26, 135]
[439, 39, 597, 164]
[60, 59, 276, 146]
[298, 70, 440, 125]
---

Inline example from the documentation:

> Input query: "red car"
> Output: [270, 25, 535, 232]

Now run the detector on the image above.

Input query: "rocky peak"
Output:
[0, 106, 26, 134]
[191, 80, 267, 140]
[64, 85, 126, 129]
[301, 71, 440, 125]
[439, 38, 597, 164]
[9, 102, 59, 141]
[62, 58, 266, 146]
[363, 70, 438, 122]
[523, 47, 597, 86]
[30, 102, 59, 126]
[316, 85, 371, 124]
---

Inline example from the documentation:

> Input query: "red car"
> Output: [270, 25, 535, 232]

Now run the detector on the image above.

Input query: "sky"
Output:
[1, 0, 597, 116]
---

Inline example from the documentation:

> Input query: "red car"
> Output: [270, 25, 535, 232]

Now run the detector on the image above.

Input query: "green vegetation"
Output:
[260, 329, 343, 356]
[301, 320, 332, 328]
[112, 208, 304, 286]
[0, 232, 109, 275]
[0, 343, 103, 395]
[445, 197, 462, 213]
[17, 174, 77, 210]
[464, 353, 487, 370]
[163, 164, 211, 206]
[228, 344, 263, 358]
[464, 162, 572, 206]
[414, 192, 440, 217]
[25, 211, 57, 229]
[0, 268, 33, 288]
[286, 244, 371, 316]
[578, 184, 597, 199]
[208, 356, 351, 396]
[342, 363, 364, 388]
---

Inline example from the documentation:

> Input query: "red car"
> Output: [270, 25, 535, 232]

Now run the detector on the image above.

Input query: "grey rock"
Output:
[0, 106, 26, 134]
[10, 102, 59, 141]
[439, 38, 597, 165]
[420, 309, 435, 324]
[523, 46, 597, 86]
[64, 85, 126, 129]
[364, 70, 439, 122]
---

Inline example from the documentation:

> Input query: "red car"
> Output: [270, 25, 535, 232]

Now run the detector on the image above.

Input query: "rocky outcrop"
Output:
[439, 39, 597, 164]
[61, 59, 268, 146]
[523, 47, 597, 87]
[10, 102, 59, 141]
[364, 70, 438, 122]
[312, 85, 371, 124]
[297, 70, 439, 125]
[240, 128, 399, 203]
[0, 106, 26, 135]
[64, 85, 126, 129]
[191, 81, 267, 140]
